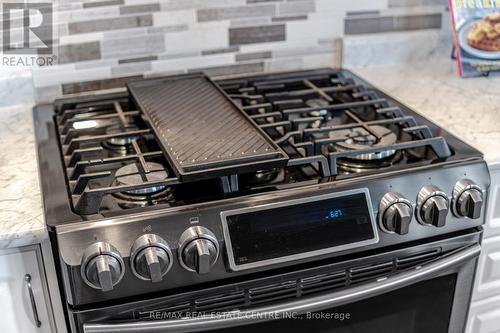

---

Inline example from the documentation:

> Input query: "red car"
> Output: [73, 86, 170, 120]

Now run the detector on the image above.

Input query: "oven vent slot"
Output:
[194, 291, 246, 313]
[300, 270, 346, 295]
[349, 261, 394, 285]
[396, 250, 440, 270]
[248, 280, 297, 305]
[137, 302, 191, 320]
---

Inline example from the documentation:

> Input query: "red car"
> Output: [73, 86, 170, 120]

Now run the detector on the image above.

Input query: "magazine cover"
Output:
[448, 1, 500, 77]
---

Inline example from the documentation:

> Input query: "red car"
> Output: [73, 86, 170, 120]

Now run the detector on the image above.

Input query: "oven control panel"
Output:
[60, 161, 489, 305]
[377, 179, 484, 238]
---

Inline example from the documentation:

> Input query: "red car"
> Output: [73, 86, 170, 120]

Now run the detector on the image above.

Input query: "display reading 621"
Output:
[325, 209, 344, 220]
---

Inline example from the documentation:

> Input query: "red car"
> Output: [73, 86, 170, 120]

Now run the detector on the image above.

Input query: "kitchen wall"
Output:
[27, 0, 450, 102]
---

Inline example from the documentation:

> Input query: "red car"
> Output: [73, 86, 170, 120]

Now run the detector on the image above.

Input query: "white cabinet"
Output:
[0, 245, 55, 333]
[473, 234, 500, 301]
[484, 167, 500, 238]
[467, 294, 500, 333]
[468, 164, 500, 333]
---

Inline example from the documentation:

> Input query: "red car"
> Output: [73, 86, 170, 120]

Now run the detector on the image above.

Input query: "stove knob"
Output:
[178, 226, 219, 274]
[81, 242, 124, 292]
[378, 192, 413, 235]
[417, 185, 449, 227]
[453, 179, 484, 219]
[130, 234, 173, 283]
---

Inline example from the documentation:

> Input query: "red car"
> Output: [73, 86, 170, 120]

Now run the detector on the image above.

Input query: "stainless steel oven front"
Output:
[74, 229, 481, 333]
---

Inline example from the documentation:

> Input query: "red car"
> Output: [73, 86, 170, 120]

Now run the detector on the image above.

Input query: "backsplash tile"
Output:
[247, 0, 282, 4]
[271, 15, 308, 22]
[277, 1, 315, 16]
[235, 51, 272, 61]
[101, 34, 164, 58]
[68, 15, 153, 34]
[229, 24, 286, 45]
[111, 61, 151, 76]
[230, 17, 271, 27]
[395, 13, 441, 30]
[202, 46, 240, 55]
[61, 75, 141, 94]
[346, 10, 381, 16]
[197, 4, 276, 22]
[83, 0, 124, 9]
[388, 0, 444, 7]
[344, 16, 394, 35]
[118, 55, 158, 64]
[344, 13, 442, 35]
[58, 42, 101, 64]
[187, 62, 265, 76]
[119, 3, 161, 15]
[24, 0, 451, 102]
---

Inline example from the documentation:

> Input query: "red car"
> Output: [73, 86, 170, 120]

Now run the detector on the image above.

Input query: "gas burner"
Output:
[102, 124, 139, 153]
[114, 189, 174, 209]
[115, 162, 169, 195]
[327, 125, 398, 160]
[306, 98, 329, 109]
[337, 151, 403, 173]
[72, 118, 112, 130]
[242, 168, 280, 185]
[305, 99, 331, 129]
[113, 162, 173, 207]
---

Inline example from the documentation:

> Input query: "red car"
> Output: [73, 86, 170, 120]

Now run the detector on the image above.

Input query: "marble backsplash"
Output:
[0, 0, 453, 105]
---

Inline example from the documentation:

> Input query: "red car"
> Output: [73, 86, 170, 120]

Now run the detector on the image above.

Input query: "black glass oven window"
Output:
[212, 274, 457, 333]
[225, 193, 375, 265]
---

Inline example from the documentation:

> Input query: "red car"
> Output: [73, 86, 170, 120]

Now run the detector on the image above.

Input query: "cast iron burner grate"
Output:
[54, 95, 181, 215]
[53, 69, 452, 216]
[216, 69, 451, 177]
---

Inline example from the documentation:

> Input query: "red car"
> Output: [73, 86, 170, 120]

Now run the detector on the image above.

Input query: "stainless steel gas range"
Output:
[33, 68, 490, 333]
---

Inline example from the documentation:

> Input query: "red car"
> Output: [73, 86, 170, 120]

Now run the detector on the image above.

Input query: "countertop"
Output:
[350, 60, 500, 167]
[0, 59, 499, 248]
[0, 103, 46, 249]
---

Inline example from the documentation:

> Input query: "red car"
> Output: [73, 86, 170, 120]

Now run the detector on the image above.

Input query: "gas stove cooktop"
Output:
[33, 68, 489, 311]
[42, 69, 479, 220]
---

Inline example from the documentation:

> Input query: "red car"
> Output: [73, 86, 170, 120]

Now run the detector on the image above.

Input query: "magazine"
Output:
[448, 1, 500, 77]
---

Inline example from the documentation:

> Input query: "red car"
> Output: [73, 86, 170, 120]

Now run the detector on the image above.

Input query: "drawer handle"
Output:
[25, 274, 42, 328]
[84, 244, 480, 333]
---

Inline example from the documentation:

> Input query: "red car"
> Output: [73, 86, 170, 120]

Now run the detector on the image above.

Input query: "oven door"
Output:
[81, 240, 480, 333]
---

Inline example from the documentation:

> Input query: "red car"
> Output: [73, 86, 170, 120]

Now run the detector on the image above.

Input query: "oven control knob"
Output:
[81, 242, 125, 292]
[130, 234, 173, 283]
[178, 226, 219, 274]
[453, 179, 483, 219]
[417, 185, 449, 227]
[378, 192, 413, 235]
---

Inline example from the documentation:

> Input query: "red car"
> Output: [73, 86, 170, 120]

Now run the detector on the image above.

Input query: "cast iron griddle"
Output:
[128, 73, 288, 181]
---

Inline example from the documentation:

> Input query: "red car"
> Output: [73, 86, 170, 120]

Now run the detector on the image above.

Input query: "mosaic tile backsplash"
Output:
[29, 0, 449, 101]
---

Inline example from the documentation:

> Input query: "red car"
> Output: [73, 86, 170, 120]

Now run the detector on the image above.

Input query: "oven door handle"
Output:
[83, 243, 480, 333]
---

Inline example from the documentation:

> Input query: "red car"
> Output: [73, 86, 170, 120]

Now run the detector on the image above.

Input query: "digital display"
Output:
[224, 191, 377, 269]
[326, 209, 344, 219]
